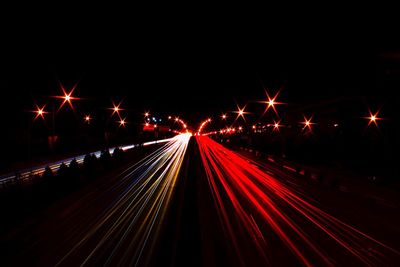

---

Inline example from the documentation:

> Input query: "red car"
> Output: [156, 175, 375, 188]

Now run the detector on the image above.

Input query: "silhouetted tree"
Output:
[83, 154, 95, 176]
[91, 154, 98, 163]
[100, 149, 112, 168]
[68, 158, 81, 183]
[57, 162, 68, 178]
[42, 166, 54, 180]
[112, 147, 125, 161]
[69, 159, 79, 173]
[84, 154, 92, 168]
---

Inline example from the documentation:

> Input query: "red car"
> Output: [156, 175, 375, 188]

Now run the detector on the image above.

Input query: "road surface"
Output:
[1, 134, 399, 266]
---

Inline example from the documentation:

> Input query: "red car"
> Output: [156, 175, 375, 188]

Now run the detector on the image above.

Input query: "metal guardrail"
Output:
[0, 138, 173, 188]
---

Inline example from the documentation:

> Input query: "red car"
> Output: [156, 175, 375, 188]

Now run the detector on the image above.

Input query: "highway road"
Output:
[1, 134, 400, 266]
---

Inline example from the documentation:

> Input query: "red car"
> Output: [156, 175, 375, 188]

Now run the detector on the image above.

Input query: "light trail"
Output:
[53, 133, 191, 266]
[0, 137, 174, 187]
[196, 135, 400, 266]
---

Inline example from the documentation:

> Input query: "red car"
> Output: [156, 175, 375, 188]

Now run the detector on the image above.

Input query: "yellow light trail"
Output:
[55, 133, 191, 266]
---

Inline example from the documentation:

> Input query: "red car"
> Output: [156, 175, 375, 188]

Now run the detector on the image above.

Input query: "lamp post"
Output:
[105, 100, 124, 148]
[41, 82, 81, 152]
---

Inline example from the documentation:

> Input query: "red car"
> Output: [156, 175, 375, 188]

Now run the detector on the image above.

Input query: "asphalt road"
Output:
[1, 135, 400, 266]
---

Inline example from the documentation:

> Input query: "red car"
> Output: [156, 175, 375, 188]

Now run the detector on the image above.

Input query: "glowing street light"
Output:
[118, 118, 127, 127]
[84, 115, 91, 124]
[233, 104, 249, 121]
[273, 120, 281, 132]
[110, 101, 123, 117]
[198, 118, 212, 134]
[221, 114, 227, 120]
[34, 104, 48, 120]
[364, 110, 382, 127]
[258, 90, 284, 115]
[301, 116, 314, 131]
[54, 83, 80, 111]
[144, 112, 150, 117]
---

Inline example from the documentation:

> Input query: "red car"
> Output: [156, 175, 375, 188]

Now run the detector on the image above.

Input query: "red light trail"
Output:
[196, 135, 399, 266]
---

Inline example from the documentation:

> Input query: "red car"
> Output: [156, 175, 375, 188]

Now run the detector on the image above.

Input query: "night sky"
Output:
[1, 8, 399, 156]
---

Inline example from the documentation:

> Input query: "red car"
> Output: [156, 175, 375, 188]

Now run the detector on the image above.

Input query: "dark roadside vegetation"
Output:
[0, 144, 159, 238]
[218, 126, 399, 191]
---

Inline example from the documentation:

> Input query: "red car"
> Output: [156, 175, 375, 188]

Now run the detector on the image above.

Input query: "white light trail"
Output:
[55, 133, 191, 266]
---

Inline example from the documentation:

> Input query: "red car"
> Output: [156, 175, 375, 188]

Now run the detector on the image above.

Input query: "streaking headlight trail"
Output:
[53, 133, 191, 266]
[196, 135, 400, 266]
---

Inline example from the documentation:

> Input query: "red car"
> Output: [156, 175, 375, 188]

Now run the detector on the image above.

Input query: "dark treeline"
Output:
[216, 121, 398, 188]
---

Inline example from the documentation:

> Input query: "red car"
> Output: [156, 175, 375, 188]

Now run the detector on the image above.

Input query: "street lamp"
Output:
[198, 118, 212, 135]
[364, 110, 382, 127]
[84, 115, 91, 124]
[233, 104, 249, 121]
[258, 89, 284, 116]
[118, 118, 127, 127]
[32, 82, 81, 151]
[273, 120, 281, 132]
[33, 104, 48, 120]
[301, 116, 314, 131]
[110, 101, 123, 118]
[53, 83, 80, 111]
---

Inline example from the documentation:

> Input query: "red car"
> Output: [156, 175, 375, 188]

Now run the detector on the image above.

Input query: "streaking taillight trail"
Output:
[196, 135, 399, 266]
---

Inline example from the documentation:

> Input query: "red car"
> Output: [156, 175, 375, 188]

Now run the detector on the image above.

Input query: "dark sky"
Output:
[1, 8, 399, 131]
